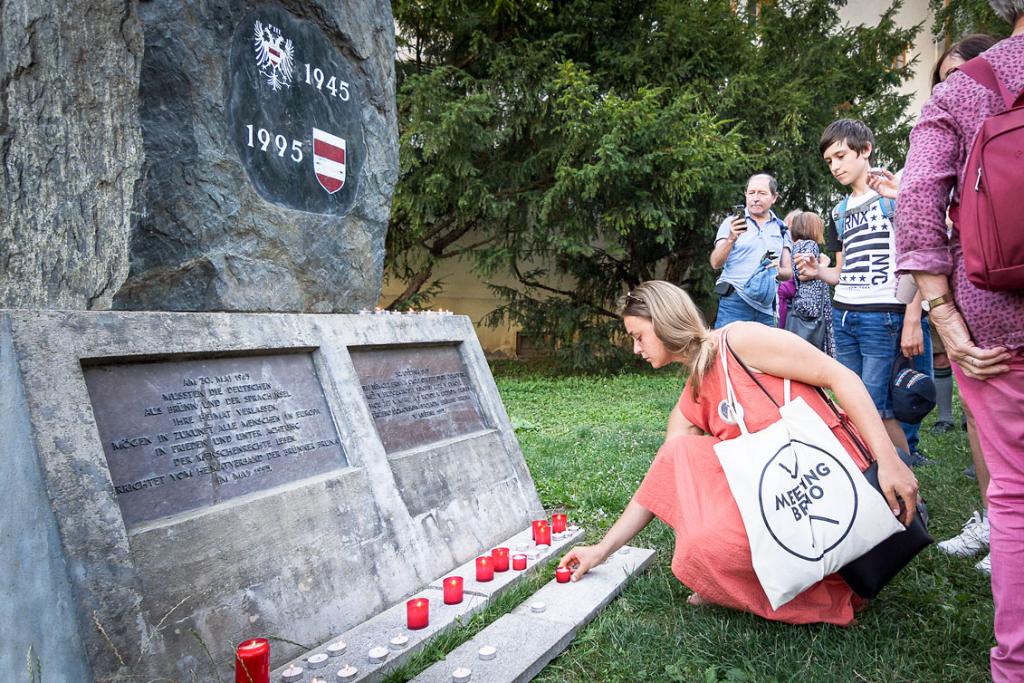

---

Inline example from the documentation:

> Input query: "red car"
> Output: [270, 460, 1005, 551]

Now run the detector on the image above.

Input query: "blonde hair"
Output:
[619, 280, 717, 400]
[790, 211, 825, 244]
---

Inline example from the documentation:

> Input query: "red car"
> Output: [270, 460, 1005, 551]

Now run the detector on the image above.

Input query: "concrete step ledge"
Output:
[410, 545, 657, 683]
[269, 525, 585, 682]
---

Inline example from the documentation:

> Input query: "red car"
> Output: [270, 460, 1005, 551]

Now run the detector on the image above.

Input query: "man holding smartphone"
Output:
[710, 173, 793, 327]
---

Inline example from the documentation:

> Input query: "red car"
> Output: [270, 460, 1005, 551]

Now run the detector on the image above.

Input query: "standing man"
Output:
[710, 173, 793, 328]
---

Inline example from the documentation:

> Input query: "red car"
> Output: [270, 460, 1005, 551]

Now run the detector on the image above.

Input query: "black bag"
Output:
[784, 311, 827, 349]
[838, 460, 933, 598]
[814, 387, 934, 598]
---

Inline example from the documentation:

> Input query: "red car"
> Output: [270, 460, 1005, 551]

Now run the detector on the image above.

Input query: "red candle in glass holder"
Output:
[475, 555, 495, 582]
[536, 523, 552, 546]
[555, 566, 572, 583]
[532, 519, 547, 541]
[235, 638, 270, 683]
[512, 553, 527, 570]
[552, 513, 567, 533]
[443, 576, 464, 605]
[406, 597, 430, 629]
[491, 547, 510, 572]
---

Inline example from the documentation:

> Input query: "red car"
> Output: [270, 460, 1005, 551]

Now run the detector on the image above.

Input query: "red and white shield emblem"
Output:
[268, 44, 282, 67]
[312, 128, 346, 194]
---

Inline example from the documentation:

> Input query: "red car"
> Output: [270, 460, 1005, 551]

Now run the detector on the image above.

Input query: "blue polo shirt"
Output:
[714, 210, 791, 314]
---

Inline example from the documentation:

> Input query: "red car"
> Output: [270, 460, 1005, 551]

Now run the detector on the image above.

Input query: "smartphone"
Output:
[732, 204, 747, 231]
[765, 250, 778, 261]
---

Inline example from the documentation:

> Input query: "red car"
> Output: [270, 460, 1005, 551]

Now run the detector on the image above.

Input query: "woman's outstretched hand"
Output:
[559, 544, 609, 582]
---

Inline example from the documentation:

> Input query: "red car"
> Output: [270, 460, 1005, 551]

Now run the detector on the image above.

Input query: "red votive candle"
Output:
[475, 555, 495, 582]
[552, 513, 567, 533]
[443, 576, 464, 605]
[536, 523, 551, 546]
[492, 547, 510, 572]
[512, 553, 527, 570]
[555, 566, 572, 583]
[532, 519, 547, 541]
[235, 638, 270, 683]
[406, 597, 430, 630]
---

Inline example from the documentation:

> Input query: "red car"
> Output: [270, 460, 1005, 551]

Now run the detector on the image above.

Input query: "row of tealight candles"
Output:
[235, 513, 575, 682]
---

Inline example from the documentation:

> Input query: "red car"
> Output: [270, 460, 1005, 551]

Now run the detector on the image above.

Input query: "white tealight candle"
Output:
[452, 666, 472, 681]
[327, 641, 347, 657]
[389, 634, 409, 650]
[526, 549, 540, 560]
[529, 601, 546, 613]
[336, 665, 358, 680]
[568, 524, 581, 532]
[514, 543, 528, 552]
[536, 543, 550, 550]
[368, 646, 389, 663]
[478, 645, 497, 660]
[281, 665, 304, 682]
[308, 652, 329, 669]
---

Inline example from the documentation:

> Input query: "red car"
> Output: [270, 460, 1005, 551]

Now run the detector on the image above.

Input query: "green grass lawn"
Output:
[388, 364, 995, 682]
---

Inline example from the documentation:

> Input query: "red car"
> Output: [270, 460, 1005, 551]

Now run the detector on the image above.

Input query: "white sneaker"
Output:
[975, 553, 992, 576]
[938, 512, 990, 557]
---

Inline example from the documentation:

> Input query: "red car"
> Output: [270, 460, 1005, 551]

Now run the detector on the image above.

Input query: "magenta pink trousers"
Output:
[954, 354, 1024, 683]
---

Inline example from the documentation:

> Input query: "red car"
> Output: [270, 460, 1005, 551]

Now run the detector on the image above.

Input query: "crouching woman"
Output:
[559, 280, 919, 625]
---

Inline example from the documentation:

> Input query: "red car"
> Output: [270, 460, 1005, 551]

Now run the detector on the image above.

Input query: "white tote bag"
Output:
[712, 340, 904, 610]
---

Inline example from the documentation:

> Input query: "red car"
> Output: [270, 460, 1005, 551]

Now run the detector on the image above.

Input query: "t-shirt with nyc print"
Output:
[825, 192, 903, 310]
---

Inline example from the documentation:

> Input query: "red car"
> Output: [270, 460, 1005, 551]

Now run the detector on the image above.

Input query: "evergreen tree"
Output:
[388, 0, 917, 367]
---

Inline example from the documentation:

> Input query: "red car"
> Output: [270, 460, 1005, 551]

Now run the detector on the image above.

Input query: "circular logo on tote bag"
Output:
[758, 439, 859, 561]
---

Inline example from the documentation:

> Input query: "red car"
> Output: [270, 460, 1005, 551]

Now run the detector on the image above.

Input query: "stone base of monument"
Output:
[269, 525, 587, 682]
[411, 546, 656, 683]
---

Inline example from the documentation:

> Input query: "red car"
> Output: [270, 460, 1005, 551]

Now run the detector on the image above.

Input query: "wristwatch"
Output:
[922, 293, 954, 312]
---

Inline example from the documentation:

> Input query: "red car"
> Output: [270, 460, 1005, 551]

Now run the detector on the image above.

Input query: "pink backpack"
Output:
[950, 56, 1024, 291]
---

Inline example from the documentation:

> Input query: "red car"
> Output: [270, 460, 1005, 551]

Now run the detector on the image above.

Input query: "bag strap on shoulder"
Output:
[727, 338, 875, 463]
[724, 338, 792, 407]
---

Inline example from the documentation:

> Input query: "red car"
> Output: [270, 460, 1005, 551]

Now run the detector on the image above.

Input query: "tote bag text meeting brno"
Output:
[712, 340, 904, 610]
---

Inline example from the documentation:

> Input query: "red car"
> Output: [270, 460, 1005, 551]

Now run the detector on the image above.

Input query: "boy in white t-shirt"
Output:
[795, 119, 927, 458]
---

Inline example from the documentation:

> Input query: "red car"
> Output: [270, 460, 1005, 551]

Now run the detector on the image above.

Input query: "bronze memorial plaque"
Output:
[83, 353, 347, 529]
[349, 344, 488, 453]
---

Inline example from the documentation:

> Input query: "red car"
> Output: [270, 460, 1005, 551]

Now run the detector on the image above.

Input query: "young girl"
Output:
[787, 212, 836, 357]
[559, 281, 918, 625]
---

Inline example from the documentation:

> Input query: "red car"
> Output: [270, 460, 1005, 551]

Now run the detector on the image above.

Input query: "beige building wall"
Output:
[386, 4, 939, 357]
[839, 0, 940, 116]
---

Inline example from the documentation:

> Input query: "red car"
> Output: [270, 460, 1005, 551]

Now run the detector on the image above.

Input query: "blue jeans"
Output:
[901, 316, 934, 454]
[714, 292, 774, 329]
[832, 308, 903, 419]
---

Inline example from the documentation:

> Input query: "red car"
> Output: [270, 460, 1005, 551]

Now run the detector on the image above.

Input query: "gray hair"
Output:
[747, 173, 779, 196]
[989, 0, 1024, 22]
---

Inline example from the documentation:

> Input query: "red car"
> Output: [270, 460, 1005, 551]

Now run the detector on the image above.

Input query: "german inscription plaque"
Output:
[83, 353, 347, 528]
[350, 345, 488, 453]
[227, 5, 365, 215]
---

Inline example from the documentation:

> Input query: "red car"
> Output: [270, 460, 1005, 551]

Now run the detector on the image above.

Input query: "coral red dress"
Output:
[634, 350, 869, 625]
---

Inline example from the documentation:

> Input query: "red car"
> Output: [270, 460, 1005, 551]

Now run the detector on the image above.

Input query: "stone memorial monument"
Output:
[1, 310, 544, 681]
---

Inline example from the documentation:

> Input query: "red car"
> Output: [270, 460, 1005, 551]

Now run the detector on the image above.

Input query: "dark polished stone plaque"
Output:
[83, 353, 347, 528]
[350, 345, 489, 453]
[227, 6, 364, 215]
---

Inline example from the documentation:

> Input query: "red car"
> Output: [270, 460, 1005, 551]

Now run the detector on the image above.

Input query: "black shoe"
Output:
[964, 463, 977, 480]
[930, 420, 956, 434]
